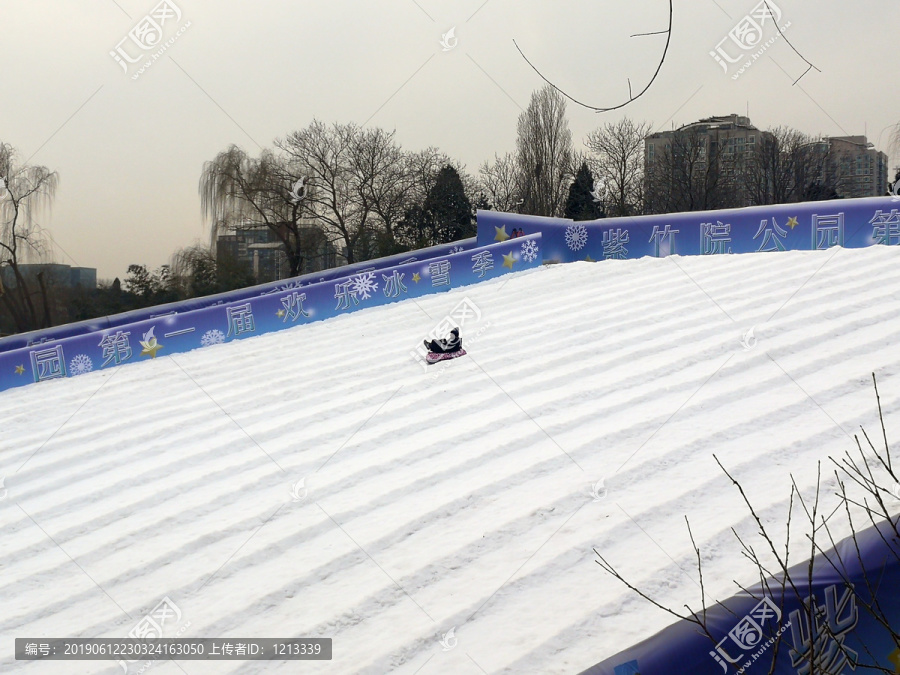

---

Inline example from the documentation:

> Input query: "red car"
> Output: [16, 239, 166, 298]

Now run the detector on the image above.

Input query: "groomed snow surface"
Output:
[4, 245, 900, 675]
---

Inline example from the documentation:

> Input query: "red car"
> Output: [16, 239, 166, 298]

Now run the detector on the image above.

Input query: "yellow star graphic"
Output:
[139, 337, 163, 358]
[412, 272, 421, 283]
[787, 216, 799, 229]
[494, 225, 510, 242]
[502, 252, 516, 270]
[14, 364, 24, 375]
[889, 648, 900, 670]
[276, 309, 285, 318]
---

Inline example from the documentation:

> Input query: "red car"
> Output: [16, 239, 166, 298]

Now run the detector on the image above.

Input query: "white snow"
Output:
[3, 245, 900, 674]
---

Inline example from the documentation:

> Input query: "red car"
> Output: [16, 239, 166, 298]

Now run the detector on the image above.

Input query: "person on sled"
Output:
[424, 327, 462, 354]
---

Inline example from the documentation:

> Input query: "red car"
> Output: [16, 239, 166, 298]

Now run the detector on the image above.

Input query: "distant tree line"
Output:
[0, 91, 895, 336]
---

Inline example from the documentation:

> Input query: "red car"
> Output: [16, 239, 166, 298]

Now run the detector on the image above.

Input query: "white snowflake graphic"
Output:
[200, 329, 226, 347]
[565, 224, 588, 251]
[70, 354, 93, 376]
[350, 272, 378, 300]
[449, 245, 464, 254]
[521, 239, 539, 263]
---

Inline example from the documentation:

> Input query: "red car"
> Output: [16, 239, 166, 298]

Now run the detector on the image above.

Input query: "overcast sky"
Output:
[2, 0, 897, 280]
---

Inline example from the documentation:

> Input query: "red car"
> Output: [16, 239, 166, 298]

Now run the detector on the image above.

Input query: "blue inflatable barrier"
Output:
[0, 238, 477, 353]
[477, 196, 900, 264]
[581, 520, 900, 674]
[0, 235, 539, 392]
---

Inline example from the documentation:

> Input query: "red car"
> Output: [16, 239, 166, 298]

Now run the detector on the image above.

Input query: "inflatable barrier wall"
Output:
[477, 196, 900, 264]
[580, 520, 900, 674]
[0, 235, 539, 392]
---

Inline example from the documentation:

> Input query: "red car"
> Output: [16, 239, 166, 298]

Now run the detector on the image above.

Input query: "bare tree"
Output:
[744, 128, 848, 206]
[0, 142, 59, 333]
[744, 126, 803, 206]
[585, 118, 652, 217]
[890, 124, 900, 168]
[477, 152, 521, 213]
[349, 126, 414, 255]
[516, 86, 574, 217]
[644, 127, 737, 214]
[279, 121, 385, 264]
[595, 374, 900, 674]
[199, 144, 314, 277]
[803, 141, 853, 201]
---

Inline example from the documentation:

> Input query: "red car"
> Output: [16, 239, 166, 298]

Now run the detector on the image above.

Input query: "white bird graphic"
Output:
[740, 326, 757, 351]
[590, 478, 607, 502]
[439, 627, 457, 651]
[290, 477, 308, 502]
[289, 177, 308, 204]
[440, 27, 458, 52]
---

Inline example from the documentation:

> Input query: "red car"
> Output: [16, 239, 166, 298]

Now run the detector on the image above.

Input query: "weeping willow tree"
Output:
[199, 145, 310, 277]
[0, 142, 59, 333]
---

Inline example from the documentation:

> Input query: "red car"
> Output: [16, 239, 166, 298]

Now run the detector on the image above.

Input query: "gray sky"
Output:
[2, 0, 897, 280]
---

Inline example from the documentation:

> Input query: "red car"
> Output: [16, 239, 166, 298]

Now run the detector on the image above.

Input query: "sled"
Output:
[426, 349, 467, 365]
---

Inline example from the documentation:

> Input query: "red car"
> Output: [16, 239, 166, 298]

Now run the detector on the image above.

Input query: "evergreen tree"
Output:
[473, 192, 492, 212]
[395, 204, 430, 251]
[423, 165, 475, 244]
[565, 163, 605, 220]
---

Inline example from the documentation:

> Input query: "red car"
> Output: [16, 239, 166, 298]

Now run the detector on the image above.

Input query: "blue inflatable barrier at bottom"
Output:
[580, 521, 900, 674]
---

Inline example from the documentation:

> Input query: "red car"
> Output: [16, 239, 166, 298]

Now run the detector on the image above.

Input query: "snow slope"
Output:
[4, 244, 900, 675]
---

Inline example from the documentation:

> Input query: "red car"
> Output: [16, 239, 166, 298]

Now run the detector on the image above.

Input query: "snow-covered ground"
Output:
[4, 244, 900, 675]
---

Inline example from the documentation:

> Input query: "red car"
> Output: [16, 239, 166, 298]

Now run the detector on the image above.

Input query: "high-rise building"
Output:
[644, 114, 772, 210]
[215, 221, 338, 284]
[645, 114, 768, 168]
[824, 136, 889, 198]
[0, 263, 97, 290]
[644, 116, 890, 208]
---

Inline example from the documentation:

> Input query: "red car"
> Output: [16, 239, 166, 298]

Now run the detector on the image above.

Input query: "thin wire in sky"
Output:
[513, 0, 673, 113]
